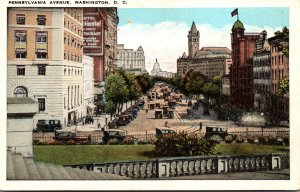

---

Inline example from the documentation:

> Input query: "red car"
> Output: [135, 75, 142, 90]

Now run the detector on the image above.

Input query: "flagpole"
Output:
[237, 13, 239, 20]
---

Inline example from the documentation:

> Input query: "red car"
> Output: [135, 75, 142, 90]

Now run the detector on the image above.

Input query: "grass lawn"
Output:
[33, 143, 289, 165]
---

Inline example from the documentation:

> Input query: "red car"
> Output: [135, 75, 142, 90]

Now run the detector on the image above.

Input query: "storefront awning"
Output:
[87, 104, 96, 109]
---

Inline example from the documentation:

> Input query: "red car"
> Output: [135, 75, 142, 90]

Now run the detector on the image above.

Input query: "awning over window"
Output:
[15, 48, 26, 52]
[87, 104, 96, 109]
[36, 49, 47, 53]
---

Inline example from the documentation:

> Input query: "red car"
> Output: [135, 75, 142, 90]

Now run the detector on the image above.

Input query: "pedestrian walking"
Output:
[165, 121, 169, 127]
[199, 122, 202, 132]
[98, 122, 101, 129]
[146, 109, 148, 114]
[91, 117, 94, 124]
[75, 121, 78, 130]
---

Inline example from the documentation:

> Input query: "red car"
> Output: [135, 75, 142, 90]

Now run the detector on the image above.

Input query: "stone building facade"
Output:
[116, 44, 145, 70]
[7, 8, 84, 128]
[253, 30, 271, 112]
[230, 19, 260, 111]
[177, 22, 232, 79]
[83, 55, 95, 116]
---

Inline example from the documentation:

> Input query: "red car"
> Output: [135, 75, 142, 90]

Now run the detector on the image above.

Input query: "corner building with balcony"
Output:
[7, 8, 84, 128]
[230, 19, 260, 110]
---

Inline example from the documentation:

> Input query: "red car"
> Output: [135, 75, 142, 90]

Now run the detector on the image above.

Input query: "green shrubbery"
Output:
[152, 132, 216, 157]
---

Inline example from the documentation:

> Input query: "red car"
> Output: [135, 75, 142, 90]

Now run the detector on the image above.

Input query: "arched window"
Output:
[14, 86, 28, 97]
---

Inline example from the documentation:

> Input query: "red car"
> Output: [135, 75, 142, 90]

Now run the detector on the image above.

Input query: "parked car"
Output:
[102, 129, 126, 144]
[35, 120, 62, 132]
[204, 126, 237, 140]
[167, 110, 174, 119]
[53, 130, 88, 142]
[155, 127, 176, 138]
[53, 130, 76, 141]
[155, 109, 163, 119]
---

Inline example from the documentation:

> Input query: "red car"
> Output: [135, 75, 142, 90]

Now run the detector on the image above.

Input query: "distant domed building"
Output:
[151, 59, 173, 78]
[151, 59, 162, 76]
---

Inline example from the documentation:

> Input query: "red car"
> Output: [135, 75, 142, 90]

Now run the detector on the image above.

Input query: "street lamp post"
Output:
[261, 112, 264, 137]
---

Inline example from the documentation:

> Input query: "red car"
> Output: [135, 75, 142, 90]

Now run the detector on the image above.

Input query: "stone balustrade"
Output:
[64, 153, 288, 179]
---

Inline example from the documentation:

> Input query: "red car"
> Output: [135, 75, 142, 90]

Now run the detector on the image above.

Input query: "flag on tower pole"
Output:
[231, 8, 238, 17]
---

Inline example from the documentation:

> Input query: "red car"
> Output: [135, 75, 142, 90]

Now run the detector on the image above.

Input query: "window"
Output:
[15, 50, 26, 58]
[17, 65, 25, 75]
[15, 31, 27, 42]
[38, 98, 46, 112]
[36, 32, 48, 59]
[38, 65, 46, 75]
[15, 31, 27, 58]
[16, 14, 25, 25]
[36, 52, 47, 59]
[36, 32, 47, 43]
[14, 86, 27, 97]
[37, 15, 46, 25]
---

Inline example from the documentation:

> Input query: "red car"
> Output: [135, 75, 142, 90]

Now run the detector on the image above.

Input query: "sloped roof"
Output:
[190, 21, 198, 33]
[7, 152, 127, 180]
[181, 52, 187, 59]
[194, 47, 231, 58]
[7, 97, 37, 104]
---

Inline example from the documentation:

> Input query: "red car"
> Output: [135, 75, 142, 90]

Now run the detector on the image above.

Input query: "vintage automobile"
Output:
[155, 127, 176, 137]
[155, 109, 163, 119]
[168, 100, 176, 109]
[204, 126, 237, 140]
[167, 109, 174, 119]
[117, 115, 130, 126]
[35, 119, 62, 132]
[53, 130, 88, 142]
[149, 103, 155, 110]
[53, 130, 76, 141]
[102, 129, 126, 144]
[155, 103, 161, 108]
[163, 105, 169, 116]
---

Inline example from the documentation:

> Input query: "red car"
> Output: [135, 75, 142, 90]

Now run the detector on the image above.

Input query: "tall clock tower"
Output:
[188, 21, 200, 58]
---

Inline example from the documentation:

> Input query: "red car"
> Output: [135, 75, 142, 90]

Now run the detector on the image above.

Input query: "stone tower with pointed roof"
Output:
[188, 21, 199, 58]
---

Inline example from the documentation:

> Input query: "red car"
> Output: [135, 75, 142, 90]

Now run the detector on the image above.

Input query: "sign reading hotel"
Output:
[83, 12, 103, 56]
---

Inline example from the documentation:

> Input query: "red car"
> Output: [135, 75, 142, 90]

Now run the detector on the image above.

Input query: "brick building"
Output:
[7, 8, 84, 128]
[267, 27, 289, 122]
[230, 19, 260, 110]
[83, 8, 118, 101]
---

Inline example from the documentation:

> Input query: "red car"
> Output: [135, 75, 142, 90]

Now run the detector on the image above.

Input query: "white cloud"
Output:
[118, 22, 282, 73]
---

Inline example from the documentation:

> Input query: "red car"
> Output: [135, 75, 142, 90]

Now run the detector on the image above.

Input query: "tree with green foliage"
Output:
[105, 73, 129, 115]
[117, 70, 142, 106]
[153, 132, 216, 157]
[278, 79, 289, 95]
[201, 81, 220, 115]
[136, 73, 153, 94]
[274, 26, 289, 56]
[105, 100, 117, 120]
[184, 70, 206, 97]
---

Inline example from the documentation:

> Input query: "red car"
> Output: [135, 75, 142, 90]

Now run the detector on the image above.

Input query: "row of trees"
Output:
[154, 70, 221, 115]
[104, 71, 153, 118]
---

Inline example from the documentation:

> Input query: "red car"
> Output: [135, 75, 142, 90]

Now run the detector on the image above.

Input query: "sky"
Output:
[117, 8, 289, 73]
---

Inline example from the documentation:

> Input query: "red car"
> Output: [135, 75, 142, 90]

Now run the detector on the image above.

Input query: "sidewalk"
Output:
[63, 101, 134, 132]
[165, 169, 290, 180]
